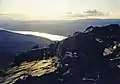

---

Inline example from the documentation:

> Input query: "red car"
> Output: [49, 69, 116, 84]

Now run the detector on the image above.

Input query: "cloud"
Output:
[65, 10, 109, 18]
[65, 12, 84, 17]
[84, 10, 107, 16]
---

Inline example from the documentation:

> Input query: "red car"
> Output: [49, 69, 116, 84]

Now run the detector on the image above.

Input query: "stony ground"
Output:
[0, 56, 59, 84]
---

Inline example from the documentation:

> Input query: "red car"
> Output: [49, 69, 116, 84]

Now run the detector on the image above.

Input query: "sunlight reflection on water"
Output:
[0, 28, 67, 41]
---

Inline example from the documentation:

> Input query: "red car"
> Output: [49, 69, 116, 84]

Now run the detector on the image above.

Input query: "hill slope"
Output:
[0, 30, 52, 68]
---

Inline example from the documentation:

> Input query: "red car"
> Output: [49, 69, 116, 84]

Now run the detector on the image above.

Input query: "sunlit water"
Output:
[0, 28, 67, 41]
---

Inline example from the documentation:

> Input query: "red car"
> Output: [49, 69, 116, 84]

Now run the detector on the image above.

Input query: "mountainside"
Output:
[1, 24, 120, 84]
[0, 30, 52, 68]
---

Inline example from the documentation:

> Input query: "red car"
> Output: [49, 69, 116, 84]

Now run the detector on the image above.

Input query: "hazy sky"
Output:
[0, 0, 120, 20]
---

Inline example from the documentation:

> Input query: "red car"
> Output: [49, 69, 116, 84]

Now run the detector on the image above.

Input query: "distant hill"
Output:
[0, 30, 52, 68]
[0, 19, 120, 36]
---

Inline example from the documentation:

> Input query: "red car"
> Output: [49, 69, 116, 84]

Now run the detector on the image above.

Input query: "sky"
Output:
[0, 0, 120, 20]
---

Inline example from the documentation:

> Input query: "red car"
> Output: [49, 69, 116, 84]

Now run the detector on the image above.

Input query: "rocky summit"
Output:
[1, 24, 120, 84]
